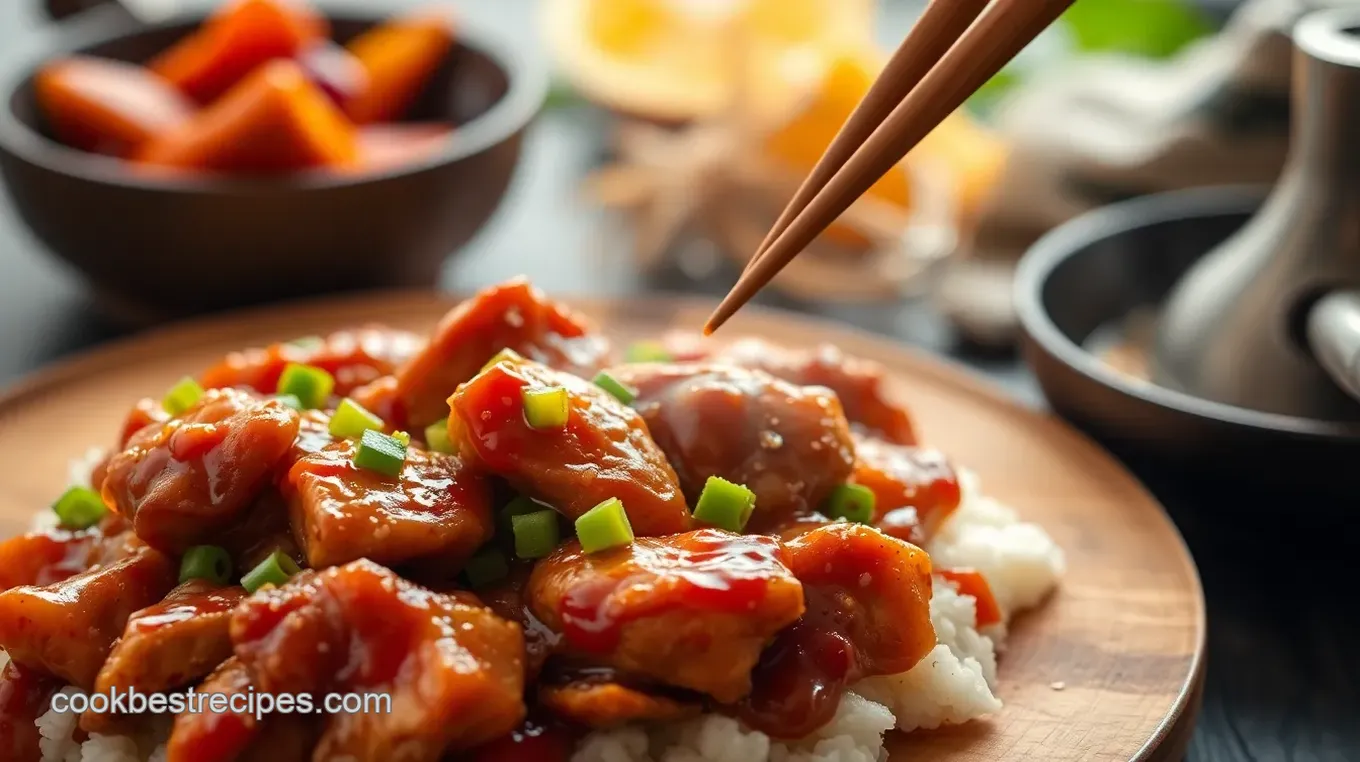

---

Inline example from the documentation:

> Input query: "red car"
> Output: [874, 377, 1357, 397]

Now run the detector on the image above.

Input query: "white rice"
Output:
[18, 468, 1062, 762]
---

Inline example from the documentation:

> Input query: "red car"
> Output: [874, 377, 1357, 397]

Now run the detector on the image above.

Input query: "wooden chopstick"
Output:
[708, 0, 1075, 333]
[742, 0, 992, 275]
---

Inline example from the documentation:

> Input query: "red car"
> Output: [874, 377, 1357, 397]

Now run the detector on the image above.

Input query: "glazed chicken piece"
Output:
[528, 529, 805, 703]
[200, 326, 424, 399]
[850, 433, 962, 544]
[738, 523, 935, 737]
[612, 364, 855, 528]
[451, 359, 691, 537]
[0, 660, 64, 762]
[86, 580, 245, 733]
[119, 397, 171, 448]
[539, 675, 700, 728]
[713, 338, 917, 445]
[231, 560, 526, 760]
[0, 545, 177, 688]
[0, 512, 135, 592]
[165, 657, 318, 762]
[101, 388, 301, 553]
[365, 278, 612, 429]
[284, 439, 493, 572]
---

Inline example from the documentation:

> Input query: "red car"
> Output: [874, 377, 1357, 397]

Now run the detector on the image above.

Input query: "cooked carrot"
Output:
[937, 568, 1004, 627]
[150, 0, 328, 104]
[346, 122, 452, 173]
[35, 57, 194, 157]
[136, 60, 357, 173]
[342, 9, 455, 124]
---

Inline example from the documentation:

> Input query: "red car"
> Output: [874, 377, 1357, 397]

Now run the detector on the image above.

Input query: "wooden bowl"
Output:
[0, 8, 547, 322]
[0, 293, 1204, 760]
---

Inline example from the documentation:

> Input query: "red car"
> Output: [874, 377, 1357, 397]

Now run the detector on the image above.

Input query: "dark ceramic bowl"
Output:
[1014, 186, 1360, 494]
[0, 6, 546, 321]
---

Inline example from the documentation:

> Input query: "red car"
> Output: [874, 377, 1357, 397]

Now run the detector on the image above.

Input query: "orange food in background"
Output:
[35, 57, 194, 158]
[136, 60, 356, 173]
[343, 11, 455, 124]
[150, 0, 328, 104]
[352, 123, 453, 173]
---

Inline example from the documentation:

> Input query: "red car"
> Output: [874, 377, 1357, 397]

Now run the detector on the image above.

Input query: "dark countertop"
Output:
[0, 1, 1355, 761]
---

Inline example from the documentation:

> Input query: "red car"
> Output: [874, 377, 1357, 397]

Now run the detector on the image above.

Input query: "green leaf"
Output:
[1060, 0, 1213, 59]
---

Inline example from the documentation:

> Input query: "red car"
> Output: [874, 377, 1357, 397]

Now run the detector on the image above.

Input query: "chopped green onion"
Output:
[823, 483, 875, 524]
[241, 549, 300, 594]
[424, 419, 454, 454]
[180, 545, 233, 585]
[575, 497, 634, 553]
[52, 486, 107, 530]
[353, 429, 407, 477]
[277, 363, 335, 410]
[481, 347, 525, 372]
[692, 476, 756, 532]
[273, 394, 302, 410]
[625, 341, 672, 363]
[464, 547, 509, 588]
[523, 386, 569, 429]
[505, 495, 549, 517]
[512, 510, 560, 559]
[392, 430, 411, 447]
[328, 398, 384, 439]
[592, 371, 638, 405]
[162, 377, 204, 416]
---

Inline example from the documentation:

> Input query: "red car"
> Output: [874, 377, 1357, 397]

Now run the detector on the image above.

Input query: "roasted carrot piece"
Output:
[348, 122, 452, 173]
[35, 57, 194, 157]
[136, 60, 357, 173]
[937, 568, 1003, 627]
[343, 10, 455, 124]
[150, 0, 328, 104]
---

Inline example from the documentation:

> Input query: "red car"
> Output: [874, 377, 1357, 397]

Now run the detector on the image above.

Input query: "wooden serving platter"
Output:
[0, 292, 1205, 761]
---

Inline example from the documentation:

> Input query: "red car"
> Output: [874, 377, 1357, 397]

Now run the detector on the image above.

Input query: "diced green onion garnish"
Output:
[592, 371, 637, 405]
[692, 476, 756, 532]
[277, 363, 334, 410]
[575, 497, 634, 554]
[481, 347, 525, 372]
[512, 510, 560, 559]
[353, 429, 407, 477]
[505, 496, 549, 516]
[392, 430, 411, 447]
[328, 398, 384, 439]
[162, 376, 204, 416]
[464, 547, 509, 588]
[52, 486, 107, 530]
[824, 484, 875, 524]
[523, 387, 569, 429]
[625, 341, 672, 363]
[180, 545, 233, 585]
[273, 394, 302, 410]
[241, 549, 300, 594]
[424, 419, 454, 453]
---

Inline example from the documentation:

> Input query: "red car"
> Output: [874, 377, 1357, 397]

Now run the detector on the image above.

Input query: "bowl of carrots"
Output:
[0, 0, 546, 320]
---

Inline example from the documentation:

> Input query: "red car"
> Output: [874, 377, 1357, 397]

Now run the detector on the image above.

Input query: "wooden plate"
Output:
[0, 292, 1205, 761]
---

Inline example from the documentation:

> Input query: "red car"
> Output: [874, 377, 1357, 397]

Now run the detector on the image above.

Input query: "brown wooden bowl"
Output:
[0, 292, 1205, 760]
[0, 7, 547, 323]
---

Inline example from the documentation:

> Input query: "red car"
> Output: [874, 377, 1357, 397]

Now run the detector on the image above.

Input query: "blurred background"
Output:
[0, 0, 1257, 385]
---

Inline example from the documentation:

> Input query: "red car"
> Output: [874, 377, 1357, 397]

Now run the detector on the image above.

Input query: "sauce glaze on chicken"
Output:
[0, 278, 994, 762]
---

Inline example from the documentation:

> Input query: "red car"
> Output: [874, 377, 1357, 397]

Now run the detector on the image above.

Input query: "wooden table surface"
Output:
[0, 1, 1354, 761]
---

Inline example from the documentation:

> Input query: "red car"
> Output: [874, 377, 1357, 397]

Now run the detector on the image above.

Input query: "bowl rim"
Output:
[0, 5, 548, 194]
[1014, 184, 1360, 441]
